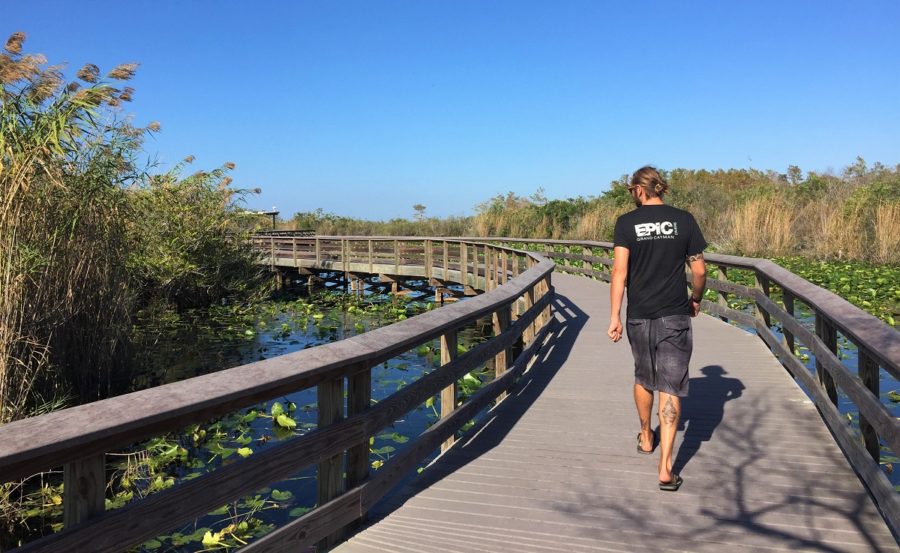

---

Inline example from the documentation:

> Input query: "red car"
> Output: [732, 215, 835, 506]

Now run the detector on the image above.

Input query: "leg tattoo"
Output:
[662, 396, 678, 425]
[640, 416, 650, 431]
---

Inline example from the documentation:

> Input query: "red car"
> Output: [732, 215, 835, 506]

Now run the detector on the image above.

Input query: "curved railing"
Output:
[0, 238, 555, 552]
[464, 237, 900, 531]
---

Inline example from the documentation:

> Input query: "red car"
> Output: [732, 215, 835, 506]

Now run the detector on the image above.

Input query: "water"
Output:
[123, 277, 494, 551]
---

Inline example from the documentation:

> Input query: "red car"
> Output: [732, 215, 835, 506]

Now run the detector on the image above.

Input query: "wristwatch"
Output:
[690, 296, 702, 305]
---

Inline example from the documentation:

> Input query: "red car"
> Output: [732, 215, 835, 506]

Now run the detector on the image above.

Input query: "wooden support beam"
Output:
[754, 273, 771, 328]
[717, 266, 730, 323]
[483, 245, 490, 287]
[317, 377, 345, 551]
[814, 314, 839, 406]
[440, 331, 459, 453]
[393, 240, 399, 274]
[424, 239, 432, 280]
[64, 454, 106, 528]
[347, 365, 371, 490]
[442, 241, 449, 280]
[460, 243, 468, 289]
[782, 290, 795, 354]
[858, 349, 881, 462]
[493, 305, 511, 402]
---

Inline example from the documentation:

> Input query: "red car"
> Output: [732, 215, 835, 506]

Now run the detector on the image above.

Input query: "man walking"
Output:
[607, 166, 707, 491]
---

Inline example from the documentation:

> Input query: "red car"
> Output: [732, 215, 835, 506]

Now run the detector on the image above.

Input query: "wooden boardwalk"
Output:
[334, 273, 897, 553]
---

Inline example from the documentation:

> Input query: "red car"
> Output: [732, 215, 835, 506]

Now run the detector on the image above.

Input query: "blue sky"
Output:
[5, 1, 899, 219]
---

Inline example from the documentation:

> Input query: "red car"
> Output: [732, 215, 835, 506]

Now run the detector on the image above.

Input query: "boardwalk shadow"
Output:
[673, 365, 745, 475]
[364, 291, 587, 520]
[555, 358, 894, 552]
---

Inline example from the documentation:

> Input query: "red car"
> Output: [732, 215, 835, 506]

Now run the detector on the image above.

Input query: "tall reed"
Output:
[873, 202, 900, 265]
[726, 198, 796, 256]
[0, 33, 145, 420]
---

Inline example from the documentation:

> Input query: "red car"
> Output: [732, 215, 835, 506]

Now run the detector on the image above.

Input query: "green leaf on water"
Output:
[276, 414, 297, 428]
[888, 390, 900, 403]
[271, 489, 293, 501]
[236, 447, 253, 458]
[271, 401, 284, 417]
[289, 506, 312, 517]
[425, 396, 435, 409]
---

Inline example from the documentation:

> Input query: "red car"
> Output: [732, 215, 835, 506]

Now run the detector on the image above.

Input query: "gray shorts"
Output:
[626, 315, 693, 397]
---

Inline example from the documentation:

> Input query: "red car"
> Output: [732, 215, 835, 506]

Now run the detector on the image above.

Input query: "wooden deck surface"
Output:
[333, 273, 897, 553]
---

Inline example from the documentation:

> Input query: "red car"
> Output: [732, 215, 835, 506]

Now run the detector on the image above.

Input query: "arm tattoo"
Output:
[688, 252, 703, 263]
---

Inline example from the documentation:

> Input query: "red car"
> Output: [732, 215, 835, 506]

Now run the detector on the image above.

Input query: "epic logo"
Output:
[634, 221, 675, 237]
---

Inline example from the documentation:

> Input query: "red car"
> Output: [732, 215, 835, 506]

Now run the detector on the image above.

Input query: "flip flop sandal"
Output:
[659, 473, 683, 492]
[636, 433, 653, 455]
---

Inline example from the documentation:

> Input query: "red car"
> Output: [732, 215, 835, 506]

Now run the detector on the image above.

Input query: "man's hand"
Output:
[690, 298, 701, 317]
[608, 317, 623, 342]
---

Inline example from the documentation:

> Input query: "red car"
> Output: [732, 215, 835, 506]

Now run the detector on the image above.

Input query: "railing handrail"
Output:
[0, 240, 550, 480]
[1, 238, 555, 552]
[458, 237, 898, 374]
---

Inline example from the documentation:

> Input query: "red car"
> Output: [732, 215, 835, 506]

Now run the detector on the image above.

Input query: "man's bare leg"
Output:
[658, 392, 681, 481]
[634, 384, 654, 452]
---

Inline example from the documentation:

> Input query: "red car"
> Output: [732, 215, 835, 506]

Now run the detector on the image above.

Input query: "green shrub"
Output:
[127, 161, 267, 310]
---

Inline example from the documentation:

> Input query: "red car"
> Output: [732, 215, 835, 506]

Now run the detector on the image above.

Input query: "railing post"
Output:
[347, 363, 371, 490]
[315, 238, 321, 265]
[501, 251, 508, 284]
[317, 376, 345, 550]
[440, 330, 459, 453]
[523, 283, 535, 346]
[270, 235, 275, 271]
[342, 240, 349, 292]
[782, 290, 795, 354]
[493, 304, 511, 402]
[857, 349, 881, 462]
[63, 454, 105, 528]
[292, 237, 297, 267]
[394, 239, 400, 274]
[717, 266, 730, 323]
[368, 239, 374, 274]
[443, 241, 449, 279]
[424, 239, 432, 279]
[754, 272, 771, 328]
[488, 248, 494, 287]
[564, 245, 571, 271]
[541, 275, 552, 328]
[814, 314, 839, 406]
[483, 244, 490, 288]
[460, 242, 468, 288]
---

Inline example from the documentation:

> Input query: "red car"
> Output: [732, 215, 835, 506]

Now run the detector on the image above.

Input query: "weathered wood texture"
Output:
[334, 273, 898, 553]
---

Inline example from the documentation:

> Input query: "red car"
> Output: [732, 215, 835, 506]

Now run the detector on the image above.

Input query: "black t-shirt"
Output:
[613, 204, 707, 320]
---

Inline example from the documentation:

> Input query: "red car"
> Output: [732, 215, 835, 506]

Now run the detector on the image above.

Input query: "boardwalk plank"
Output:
[334, 273, 897, 553]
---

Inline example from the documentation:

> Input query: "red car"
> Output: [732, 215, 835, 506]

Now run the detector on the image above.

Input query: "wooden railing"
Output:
[0, 239, 555, 552]
[463, 237, 900, 531]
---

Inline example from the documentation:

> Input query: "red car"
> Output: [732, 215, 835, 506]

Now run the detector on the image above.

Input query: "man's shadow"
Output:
[672, 365, 744, 474]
